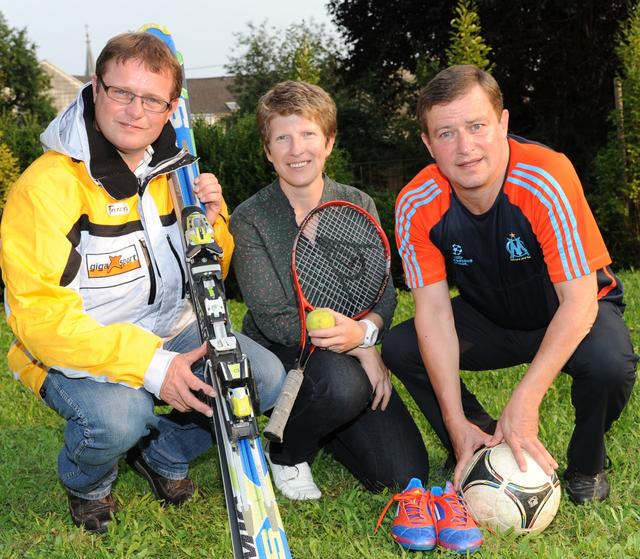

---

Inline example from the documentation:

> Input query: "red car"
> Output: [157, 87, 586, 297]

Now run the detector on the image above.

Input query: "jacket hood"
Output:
[40, 83, 186, 200]
[41, 82, 91, 161]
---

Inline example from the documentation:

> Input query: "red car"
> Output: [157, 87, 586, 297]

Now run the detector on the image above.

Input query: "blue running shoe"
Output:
[375, 478, 436, 551]
[430, 482, 483, 553]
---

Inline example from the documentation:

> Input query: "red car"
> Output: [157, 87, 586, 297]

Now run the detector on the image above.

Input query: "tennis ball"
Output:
[306, 309, 335, 331]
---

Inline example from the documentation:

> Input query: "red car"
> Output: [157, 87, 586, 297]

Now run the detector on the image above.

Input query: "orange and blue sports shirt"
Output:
[395, 135, 622, 330]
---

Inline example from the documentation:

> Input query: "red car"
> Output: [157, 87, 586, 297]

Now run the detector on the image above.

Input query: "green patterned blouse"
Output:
[230, 176, 397, 347]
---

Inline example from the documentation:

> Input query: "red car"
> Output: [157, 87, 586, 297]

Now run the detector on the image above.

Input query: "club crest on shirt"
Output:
[86, 245, 141, 278]
[506, 233, 531, 261]
[451, 243, 473, 266]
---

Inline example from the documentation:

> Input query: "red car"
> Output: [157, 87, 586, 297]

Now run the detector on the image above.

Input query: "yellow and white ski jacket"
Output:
[0, 84, 233, 397]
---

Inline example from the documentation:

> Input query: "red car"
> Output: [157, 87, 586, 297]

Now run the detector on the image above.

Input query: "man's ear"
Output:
[91, 75, 98, 101]
[165, 98, 180, 123]
[421, 132, 434, 159]
[499, 109, 510, 137]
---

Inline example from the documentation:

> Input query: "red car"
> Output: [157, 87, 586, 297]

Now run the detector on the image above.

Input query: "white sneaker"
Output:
[266, 452, 322, 500]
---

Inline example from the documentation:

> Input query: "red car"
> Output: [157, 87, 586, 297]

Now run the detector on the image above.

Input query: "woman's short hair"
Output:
[257, 81, 337, 145]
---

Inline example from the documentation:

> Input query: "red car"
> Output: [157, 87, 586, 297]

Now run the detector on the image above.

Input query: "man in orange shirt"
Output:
[383, 65, 637, 504]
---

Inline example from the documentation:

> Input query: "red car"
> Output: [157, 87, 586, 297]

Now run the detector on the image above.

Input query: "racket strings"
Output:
[295, 205, 389, 317]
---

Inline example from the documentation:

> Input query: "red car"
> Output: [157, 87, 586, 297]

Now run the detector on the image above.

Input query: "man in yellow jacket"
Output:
[0, 32, 285, 533]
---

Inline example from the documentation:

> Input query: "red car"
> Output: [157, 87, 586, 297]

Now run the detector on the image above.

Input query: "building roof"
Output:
[41, 60, 84, 113]
[186, 76, 237, 117]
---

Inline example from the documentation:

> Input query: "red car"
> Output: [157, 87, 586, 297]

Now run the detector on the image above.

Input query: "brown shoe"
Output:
[67, 492, 117, 533]
[127, 448, 195, 506]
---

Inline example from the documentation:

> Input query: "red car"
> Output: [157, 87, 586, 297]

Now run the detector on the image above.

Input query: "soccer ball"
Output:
[460, 443, 561, 535]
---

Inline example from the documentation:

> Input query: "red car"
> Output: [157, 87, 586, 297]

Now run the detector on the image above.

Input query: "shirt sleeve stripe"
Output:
[515, 163, 591, 274]
[395, 179, 442, 288]
[507, 164, 590, 280]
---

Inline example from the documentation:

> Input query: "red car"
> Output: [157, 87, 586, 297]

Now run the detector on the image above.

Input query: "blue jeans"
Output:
[40, 321, 285, 499]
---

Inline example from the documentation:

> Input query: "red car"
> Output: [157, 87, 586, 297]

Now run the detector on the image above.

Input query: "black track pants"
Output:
[382, 298, 637, 475]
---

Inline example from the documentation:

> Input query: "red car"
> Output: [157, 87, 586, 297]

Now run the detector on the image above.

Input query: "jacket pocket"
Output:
[139, 239, 157, 305]
[166, 235, 187, 299]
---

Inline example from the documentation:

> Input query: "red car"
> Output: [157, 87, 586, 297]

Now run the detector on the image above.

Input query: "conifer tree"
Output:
[445, 0, 494, 71]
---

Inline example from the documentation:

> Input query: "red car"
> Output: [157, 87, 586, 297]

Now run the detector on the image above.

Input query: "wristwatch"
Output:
[358, 319, 379, 348]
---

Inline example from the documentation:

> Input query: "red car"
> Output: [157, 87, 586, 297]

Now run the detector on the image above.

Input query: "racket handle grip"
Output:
[264, 368, 304, 443]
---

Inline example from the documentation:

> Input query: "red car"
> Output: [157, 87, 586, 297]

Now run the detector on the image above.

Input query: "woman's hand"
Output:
[347, 346, 392, 411]
[308, 309, 366, 353]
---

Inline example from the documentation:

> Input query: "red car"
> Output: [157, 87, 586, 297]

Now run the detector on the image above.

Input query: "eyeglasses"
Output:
[98, 77, 173, 113]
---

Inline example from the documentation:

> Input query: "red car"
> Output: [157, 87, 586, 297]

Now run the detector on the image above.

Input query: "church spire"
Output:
[85, 25, 95, 76]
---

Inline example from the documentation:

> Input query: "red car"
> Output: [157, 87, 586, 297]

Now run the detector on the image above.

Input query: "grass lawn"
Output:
[0, 271, 638, 558]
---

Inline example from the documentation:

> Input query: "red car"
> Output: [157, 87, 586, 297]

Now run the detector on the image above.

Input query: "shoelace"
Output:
[375, 488, 430, 533]
[430, 492, 471, 528]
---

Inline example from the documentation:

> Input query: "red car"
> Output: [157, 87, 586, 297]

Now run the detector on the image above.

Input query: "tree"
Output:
[225, 21, 340, 113]
[446, 0, 494, 71]
[591, 2, 640, 267]
[0, 12, 55, 171]
[0, 12, 54, 124]
[292, 35, 323, 85]
[328, 0, 631, 185]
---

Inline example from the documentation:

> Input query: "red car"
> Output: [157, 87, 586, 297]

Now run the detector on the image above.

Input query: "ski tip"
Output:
[138, 22, 172, 35]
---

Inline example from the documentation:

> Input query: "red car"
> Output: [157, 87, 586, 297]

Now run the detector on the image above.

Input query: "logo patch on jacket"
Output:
[107, 202, 130, 216]
[86, 245, 141, 278]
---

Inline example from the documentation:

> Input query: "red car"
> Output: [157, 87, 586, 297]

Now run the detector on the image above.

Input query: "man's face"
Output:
[421, 84, 509, 195]
[264, 113, 335, 194]
[92, 58, 177, 170]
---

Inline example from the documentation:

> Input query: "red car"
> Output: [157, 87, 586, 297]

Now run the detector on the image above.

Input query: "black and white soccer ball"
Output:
[460, 443, 561, 535]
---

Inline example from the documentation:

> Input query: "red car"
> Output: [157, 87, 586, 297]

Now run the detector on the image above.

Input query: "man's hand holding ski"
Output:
[161, 344, 216, 416]
[193, 173, 223, 224]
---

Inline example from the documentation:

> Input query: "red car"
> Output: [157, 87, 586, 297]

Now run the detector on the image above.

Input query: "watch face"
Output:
[361, 319, 379, 347]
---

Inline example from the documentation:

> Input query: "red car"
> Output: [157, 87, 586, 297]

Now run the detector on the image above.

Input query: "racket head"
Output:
[267, 201, 390, 442]
[291, 200, 391, 323]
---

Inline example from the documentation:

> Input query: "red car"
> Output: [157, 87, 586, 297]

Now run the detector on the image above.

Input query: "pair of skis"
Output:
[140, 24, 291, 559]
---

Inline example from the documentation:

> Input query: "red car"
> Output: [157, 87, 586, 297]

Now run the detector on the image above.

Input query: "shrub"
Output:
[0, 140, 20, 213]
[0, 110, 44, 171]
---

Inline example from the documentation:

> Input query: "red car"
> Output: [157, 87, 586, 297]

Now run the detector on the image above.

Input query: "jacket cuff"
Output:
[143, 349, 179, 398]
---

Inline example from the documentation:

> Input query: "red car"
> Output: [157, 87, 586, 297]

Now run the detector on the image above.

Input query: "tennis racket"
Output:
[264, 200, 391, 443]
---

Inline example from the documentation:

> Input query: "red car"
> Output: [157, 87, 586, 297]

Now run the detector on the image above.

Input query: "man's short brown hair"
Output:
[416, 65, 503, 134]
[257, 81, 337, 146]
[95, 32, 182, 100]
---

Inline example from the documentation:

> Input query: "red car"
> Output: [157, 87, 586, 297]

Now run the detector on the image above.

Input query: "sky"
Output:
[0, 0, 338, 79]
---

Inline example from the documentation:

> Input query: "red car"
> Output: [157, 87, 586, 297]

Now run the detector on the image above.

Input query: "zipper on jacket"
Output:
[139, 239, 157, 305]
[167, 235, 187, 299]
[138, 148, 196, 195]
